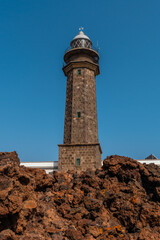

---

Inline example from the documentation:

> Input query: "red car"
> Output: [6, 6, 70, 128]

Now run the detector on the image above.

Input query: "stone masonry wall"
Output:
[63, 71, 73, 144]
[58, 144, 102, 171]
[63, 67, 98, 144]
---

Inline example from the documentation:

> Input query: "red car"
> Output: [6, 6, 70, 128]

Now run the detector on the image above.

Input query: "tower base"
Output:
[58, 143, 102, 172]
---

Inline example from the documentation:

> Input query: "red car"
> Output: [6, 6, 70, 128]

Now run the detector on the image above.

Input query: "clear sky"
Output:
[0, 0, 160, 162]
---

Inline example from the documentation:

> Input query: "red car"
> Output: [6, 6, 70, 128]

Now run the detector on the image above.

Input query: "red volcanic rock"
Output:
[0, 152, 160, 239]
[0, 229, 17, 240]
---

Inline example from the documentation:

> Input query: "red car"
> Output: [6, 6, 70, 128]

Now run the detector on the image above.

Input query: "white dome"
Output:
[70, 30, 92, 49]
[73, 31, 90, 41]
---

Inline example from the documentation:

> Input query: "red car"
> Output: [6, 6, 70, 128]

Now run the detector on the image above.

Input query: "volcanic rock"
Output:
[0, 152, 160, 239]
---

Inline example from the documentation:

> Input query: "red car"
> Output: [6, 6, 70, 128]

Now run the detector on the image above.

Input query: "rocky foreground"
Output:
[0, 152, 160, 240]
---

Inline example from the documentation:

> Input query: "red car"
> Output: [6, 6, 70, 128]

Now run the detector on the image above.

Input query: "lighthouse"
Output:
[58, 29, 102, 171]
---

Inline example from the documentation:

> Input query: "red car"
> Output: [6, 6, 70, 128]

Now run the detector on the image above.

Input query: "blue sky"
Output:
[0, 0, 160, 161]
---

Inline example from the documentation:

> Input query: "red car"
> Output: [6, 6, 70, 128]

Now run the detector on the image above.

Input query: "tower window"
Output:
[77, 112, 81, 118]
[77, 69, 81, 75]
[76, 158, 80, 166]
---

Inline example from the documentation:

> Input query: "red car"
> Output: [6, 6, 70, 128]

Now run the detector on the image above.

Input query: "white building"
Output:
[20, 161, 58, 174]
[137, 159, 160, 166]
[137, 154, 160, 167]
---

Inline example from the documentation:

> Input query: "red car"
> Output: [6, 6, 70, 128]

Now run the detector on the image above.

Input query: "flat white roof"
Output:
[20, 161, 58, 168]
[137, 159, 160, 165]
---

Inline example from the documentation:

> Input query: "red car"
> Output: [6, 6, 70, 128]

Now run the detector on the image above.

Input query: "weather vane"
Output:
[79, 27, 84, 31]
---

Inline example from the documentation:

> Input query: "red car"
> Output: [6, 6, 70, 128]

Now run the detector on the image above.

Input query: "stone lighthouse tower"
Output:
[58, 29, 102, 171]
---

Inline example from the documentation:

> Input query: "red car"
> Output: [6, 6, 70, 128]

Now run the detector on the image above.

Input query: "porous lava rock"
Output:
[0, 152, 160, 239]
